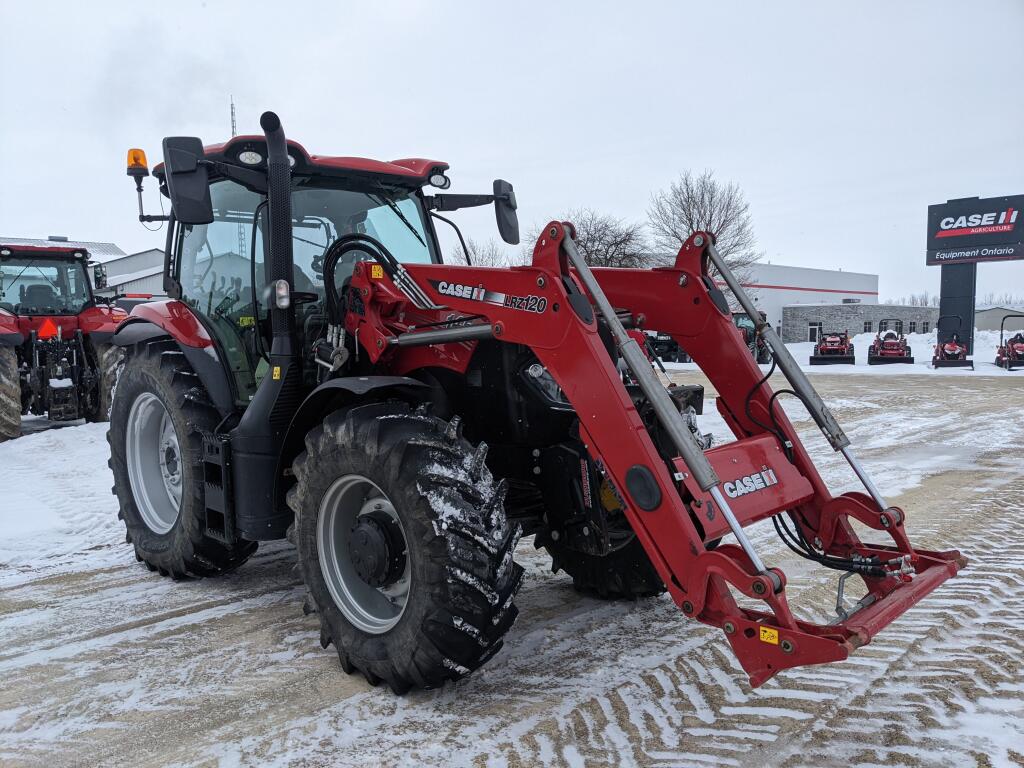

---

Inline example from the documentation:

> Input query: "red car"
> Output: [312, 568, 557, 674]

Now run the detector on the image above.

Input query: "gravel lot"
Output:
[1, 373, 1023, 767]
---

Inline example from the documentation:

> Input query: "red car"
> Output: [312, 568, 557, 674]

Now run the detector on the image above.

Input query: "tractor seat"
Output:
[23, 284, 56, 307]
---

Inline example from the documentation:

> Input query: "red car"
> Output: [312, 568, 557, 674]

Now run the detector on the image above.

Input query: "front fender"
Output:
[111, 319, 236, 417]
[275, 376, 429, 506]
[121, 299, 214, 349]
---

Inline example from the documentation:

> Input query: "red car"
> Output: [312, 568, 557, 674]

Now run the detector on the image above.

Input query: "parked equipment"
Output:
[646, 330, 690, 363]
[932, 315, 973, 369]
[994, 314, 1024, 370]
[868, 320, 914, 365]
[810, 330, 855, 365]
[734, 311, 771, 364]
[109, 112, 963, 694]
[0, 243, 125, 440]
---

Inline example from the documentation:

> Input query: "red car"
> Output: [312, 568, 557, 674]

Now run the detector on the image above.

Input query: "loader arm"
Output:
[348, 224, 964, 687]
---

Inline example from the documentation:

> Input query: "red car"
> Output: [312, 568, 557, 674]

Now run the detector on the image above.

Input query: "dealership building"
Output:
[736, 263, 881, 341]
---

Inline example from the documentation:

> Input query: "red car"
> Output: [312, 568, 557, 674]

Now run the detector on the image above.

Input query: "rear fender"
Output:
[0, 310, 23, 346]
[275, 376, 429, 505]
[111, 319, 235, 417]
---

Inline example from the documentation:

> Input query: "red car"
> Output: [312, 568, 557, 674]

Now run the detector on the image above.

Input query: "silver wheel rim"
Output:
[317, 474, 411, 634]
[126, 392, 183, 535]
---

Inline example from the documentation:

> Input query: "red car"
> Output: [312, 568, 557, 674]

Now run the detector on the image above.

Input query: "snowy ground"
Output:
[2, 372, 1024, 767]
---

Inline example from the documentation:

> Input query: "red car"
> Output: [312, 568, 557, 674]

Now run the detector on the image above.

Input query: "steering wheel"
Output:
[292, 291, 319, 305]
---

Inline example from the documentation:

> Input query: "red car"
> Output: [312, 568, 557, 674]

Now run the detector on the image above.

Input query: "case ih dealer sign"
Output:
[927, 194, 1024, 265]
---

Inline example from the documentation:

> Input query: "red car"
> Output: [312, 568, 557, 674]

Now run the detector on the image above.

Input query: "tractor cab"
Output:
[0, 245, 95, 318]
[129, 135, 518, 406]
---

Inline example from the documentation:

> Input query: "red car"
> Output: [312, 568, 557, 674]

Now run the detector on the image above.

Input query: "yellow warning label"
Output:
[272, 366, 281, 380]
[759, 626, 779, 645]
[370, 264, 384, 279]
[238, 315, 255, 328]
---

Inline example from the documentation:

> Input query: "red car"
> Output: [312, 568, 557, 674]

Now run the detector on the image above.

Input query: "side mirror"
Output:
[162, 137, 213, 225]
[93, 263, 108, 290]
[493, 179, 519, 245]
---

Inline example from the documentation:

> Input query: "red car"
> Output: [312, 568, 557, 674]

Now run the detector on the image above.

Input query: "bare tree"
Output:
[450, 238, 526, 267]
[647, 170, 761, 278]
[523, 208, 651, 268]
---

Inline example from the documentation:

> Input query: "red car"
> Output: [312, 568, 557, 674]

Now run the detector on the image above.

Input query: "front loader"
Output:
[108, 112, 964, 694]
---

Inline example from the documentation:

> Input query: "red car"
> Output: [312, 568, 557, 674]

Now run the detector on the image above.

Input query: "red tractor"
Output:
[932, 314, 973, 369]
[809, 330, 855, 365]
[994, 314, 1024, 370]
[0, 243, 125, 440]
[867, 320, 914, 365]
[107, 112, 963, 694]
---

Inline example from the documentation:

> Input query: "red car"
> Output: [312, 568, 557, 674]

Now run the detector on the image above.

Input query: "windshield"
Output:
[288, 177, 437, 288]
[0, 257, 91, 315]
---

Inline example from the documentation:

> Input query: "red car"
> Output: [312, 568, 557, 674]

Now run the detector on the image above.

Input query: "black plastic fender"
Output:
[274, 375, 430, 508]
[111, 320, 236, 417]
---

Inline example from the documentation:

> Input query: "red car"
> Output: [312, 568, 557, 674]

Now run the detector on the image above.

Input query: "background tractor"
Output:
[108, 112, 962, 694]
[868, 319, 914, 365]
[809, 330, 855, 365]
[932, 314, 973, 369]
[733, 310, 771, 364]
[0, 243, 124, 440]
[994, 313, 1024, 370]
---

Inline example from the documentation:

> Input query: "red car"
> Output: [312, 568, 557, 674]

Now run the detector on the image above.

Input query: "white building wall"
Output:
[741, 263, 879, 329]
[117, 273, 165, 296]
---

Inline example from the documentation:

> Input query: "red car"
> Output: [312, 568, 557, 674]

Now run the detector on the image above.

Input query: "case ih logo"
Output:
[723, 466, 779, 499]
[434, 281, 486, 301]
[936, 207, 1018, 238]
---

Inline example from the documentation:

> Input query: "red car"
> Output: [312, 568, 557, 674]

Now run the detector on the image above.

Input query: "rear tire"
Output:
[0, 346, 20, 442]
[288, 401, 523, 693]
[87, 343, 122, 423]
[545, 533, 665, 599]
[108, 338, 256, 578]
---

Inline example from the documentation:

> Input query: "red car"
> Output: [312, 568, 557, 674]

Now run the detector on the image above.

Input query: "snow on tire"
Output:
[0, 346, 20, 442]
[287, 400, 523, 694]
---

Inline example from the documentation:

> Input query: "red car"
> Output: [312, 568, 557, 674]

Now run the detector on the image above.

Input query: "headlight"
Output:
[521, 362, 573, 411]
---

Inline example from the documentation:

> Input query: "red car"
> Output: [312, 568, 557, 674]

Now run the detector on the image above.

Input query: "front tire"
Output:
[108, 338, 256, 578]
[0, 346, 20, 442]
[288, 401, 523, 693]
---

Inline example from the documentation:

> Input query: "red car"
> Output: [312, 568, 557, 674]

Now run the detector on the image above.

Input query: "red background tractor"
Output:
[868, 319, 914, 365]
[994, 314, 1024, 370]
[0, 243, 125, 440]
[810, 330, 855, 365]
[932, 314, 973, 369]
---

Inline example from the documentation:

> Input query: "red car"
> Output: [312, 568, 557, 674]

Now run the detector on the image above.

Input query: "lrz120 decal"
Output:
[503, 294, 547, 313]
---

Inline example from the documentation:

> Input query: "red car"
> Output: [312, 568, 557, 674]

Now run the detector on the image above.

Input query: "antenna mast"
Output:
[232, 96, 246, 258]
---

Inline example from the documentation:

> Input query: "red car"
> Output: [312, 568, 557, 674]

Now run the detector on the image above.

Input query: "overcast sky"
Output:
[1, 0, 1022, 299]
